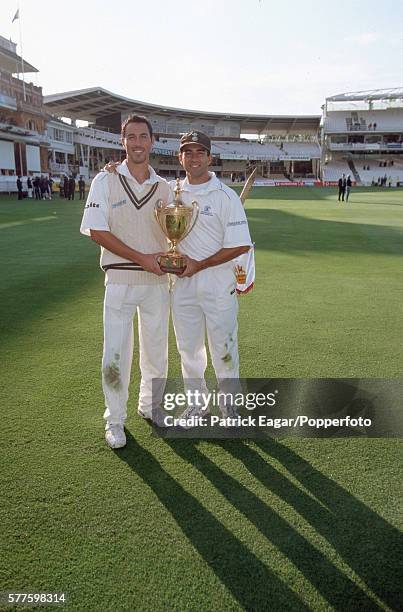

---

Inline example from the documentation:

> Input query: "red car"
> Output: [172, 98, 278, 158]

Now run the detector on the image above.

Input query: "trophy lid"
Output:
[170, 177, 189, 208]
[174, 178, 182, 202]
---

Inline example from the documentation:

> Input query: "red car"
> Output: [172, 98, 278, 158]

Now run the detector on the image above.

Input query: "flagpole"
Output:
[11, 10, 20, 81]
[17, 3, 26, 101]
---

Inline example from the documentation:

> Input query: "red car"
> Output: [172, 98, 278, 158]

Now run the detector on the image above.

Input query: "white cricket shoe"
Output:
[221, 405, 240, 419]
[105, 424, 126, 449]
[178, 404, 210, 429]
[138, 407, 152, 421]
[220, 405, 240, 428]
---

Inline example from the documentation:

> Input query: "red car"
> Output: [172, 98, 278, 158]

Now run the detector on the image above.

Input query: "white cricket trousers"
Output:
[171, 266, 239, 389]
[102, 283, 169, 426]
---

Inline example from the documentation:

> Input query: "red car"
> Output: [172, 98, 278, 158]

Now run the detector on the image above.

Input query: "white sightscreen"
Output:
[26, 145, 41, 172]
[0, 140, 16, 170]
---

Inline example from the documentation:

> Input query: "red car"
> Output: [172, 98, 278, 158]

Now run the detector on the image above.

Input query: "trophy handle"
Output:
[154, 200, 166, 235]
[178, 201, 199, 243]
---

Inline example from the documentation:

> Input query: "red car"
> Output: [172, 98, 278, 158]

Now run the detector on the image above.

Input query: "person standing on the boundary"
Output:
[345, 175, 352, 202]
[59, 176, 65, 199]
[170, 131, 252, 423]
[48, 176, 54, 200]
[16, 176, 23, 200]
[33, 176, 41, 200]
[338, 174, 346, 201]
[27, 176, 33, 199]
[80, 114, 170, 449]
[78, 176, 86, 200]
[68, 175, 76, 200]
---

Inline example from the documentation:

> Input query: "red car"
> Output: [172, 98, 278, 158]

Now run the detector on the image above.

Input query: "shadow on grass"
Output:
[117, 432, 308, 611]
[166, 440, 378, 611]
[247, 209, 403, 256]
[225, 439, 402, 610]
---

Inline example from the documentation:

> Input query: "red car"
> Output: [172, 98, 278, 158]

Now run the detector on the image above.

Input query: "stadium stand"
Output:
[322, 161, 352, 182]
[40, 87, 322, 183]
[322, 89, 403, 185]
[358, 160, 403, 186]
[324, 109, 403, 133]
[153, 138, 321, 161]
[0, 34, 47, 192]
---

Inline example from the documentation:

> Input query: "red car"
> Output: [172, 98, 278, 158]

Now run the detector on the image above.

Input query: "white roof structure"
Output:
[326, 88, 403, 103]
[44, 87, 321, 134]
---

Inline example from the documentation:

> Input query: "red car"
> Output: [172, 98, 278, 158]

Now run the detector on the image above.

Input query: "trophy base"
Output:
[158, 253, 186, 275]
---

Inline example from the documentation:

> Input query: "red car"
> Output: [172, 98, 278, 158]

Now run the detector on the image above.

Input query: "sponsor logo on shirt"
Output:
[200, 204, 213, 216]
[112, 199, 127, 209]
[85, 201, 100, 209]
[227, 220, 247, 227]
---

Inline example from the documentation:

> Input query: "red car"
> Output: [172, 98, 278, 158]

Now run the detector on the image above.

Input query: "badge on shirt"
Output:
[112, 199, 127, 209]
[200, 204, 213, 216]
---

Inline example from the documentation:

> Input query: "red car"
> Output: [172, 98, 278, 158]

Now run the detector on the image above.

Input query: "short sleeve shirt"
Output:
[80, 172, 110, 236]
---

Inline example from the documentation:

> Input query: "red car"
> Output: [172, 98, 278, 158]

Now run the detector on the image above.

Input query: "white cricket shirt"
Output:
[169, 173, 252, 261]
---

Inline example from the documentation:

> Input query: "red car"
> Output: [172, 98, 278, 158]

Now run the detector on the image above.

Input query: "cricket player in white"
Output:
[171, 131, 252, 421]
[80, 116, 169, 449]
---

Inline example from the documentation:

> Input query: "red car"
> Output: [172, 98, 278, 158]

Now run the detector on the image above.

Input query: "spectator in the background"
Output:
[338, 173, 346, 201]
[78, 176, 86, 200]
[40, 176, 47, 200]
[59, 176, 65, 198]
[345, 175, 352, 202]
[27, 176, 33, 198]
[68, 175, 76, 200]
[48, 176, 54, 200]
[33, 176, 41, 199]
[16, 176, 23, 200]
[64, 175, 69, 197]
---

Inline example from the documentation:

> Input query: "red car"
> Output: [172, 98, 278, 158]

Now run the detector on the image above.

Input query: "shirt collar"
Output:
[118, 159, 160, 186]
[181, 172, 220, 194]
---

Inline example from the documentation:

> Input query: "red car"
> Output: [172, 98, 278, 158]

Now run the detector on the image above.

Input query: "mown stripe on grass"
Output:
[0, 216, 56, 229]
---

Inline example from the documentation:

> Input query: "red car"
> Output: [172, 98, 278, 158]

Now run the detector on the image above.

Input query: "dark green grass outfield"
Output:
[0, 188, 402, 611]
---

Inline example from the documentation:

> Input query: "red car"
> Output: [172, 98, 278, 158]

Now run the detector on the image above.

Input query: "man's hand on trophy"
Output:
[139, 253, 166, 276]
[178, 255, 202, 278]
[103, 161, 120, 173]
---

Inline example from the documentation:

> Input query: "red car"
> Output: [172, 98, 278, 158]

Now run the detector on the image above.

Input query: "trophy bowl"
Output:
[155, 179, 199, 274]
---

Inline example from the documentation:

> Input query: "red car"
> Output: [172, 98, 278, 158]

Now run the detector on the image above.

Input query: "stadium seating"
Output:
[324, 109, 403, 133]
[281, 142, 321, 157]
[357, 160, 403, 186]
[322, 160, 351, 181]
[153, 138, 321, 160]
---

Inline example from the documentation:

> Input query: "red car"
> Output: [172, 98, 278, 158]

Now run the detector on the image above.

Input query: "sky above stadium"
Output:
[1, 0, 402, 116]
